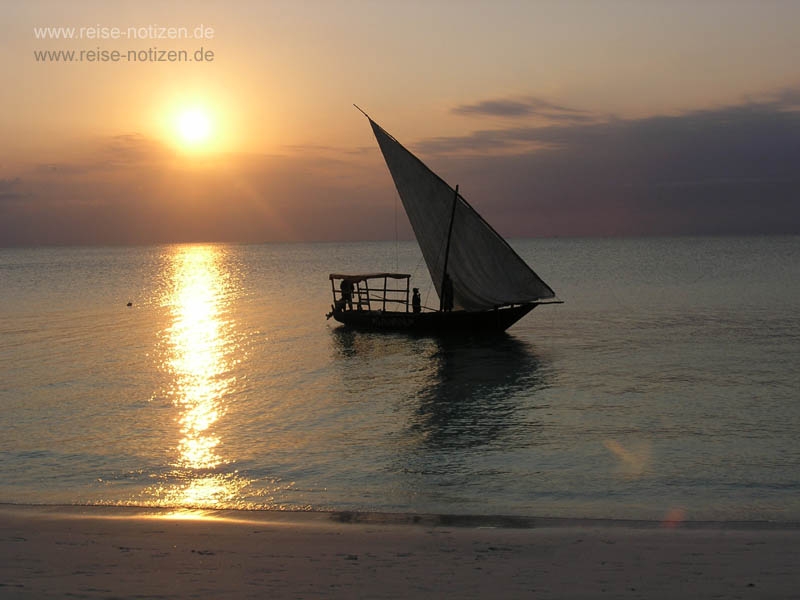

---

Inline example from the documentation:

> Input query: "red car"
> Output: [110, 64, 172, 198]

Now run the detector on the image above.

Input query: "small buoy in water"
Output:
[126, 302, 132, 307]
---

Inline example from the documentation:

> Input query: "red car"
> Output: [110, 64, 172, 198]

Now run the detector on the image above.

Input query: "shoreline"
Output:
[3, 502, 800, 530]
[3, 504, 800, 598]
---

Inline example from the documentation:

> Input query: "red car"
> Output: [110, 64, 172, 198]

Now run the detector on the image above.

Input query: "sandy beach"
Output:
[1, 506, 799, 599]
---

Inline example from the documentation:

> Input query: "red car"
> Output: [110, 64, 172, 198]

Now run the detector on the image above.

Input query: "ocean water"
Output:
[1, 236, 799, 522]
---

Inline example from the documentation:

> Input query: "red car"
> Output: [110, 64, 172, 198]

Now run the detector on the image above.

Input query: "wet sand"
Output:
[1, 505, 799, 599]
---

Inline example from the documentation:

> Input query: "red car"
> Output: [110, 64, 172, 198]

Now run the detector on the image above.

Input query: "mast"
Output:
[439, 184, 458, 311]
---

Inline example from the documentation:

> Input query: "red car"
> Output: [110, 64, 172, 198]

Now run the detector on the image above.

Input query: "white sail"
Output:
[369, 118, 556, 311]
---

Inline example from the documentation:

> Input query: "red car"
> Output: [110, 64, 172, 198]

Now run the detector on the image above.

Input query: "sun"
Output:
[176, 108, 212, 146]
[156, 94, 237, 153]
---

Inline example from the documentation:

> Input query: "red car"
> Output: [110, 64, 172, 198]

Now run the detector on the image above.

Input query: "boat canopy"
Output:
[329, 273, 410, 282]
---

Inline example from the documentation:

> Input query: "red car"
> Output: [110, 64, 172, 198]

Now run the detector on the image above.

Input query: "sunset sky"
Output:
[1, 0, 799, 245]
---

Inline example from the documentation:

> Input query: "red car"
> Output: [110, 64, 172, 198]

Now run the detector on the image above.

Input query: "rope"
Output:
[394, 193, 399, 272]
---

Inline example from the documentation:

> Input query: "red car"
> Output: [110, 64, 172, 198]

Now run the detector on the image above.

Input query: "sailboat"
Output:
[326, 107, 562, 333]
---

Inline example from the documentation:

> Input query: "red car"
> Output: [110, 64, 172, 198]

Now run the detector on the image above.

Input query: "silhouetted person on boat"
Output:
[412, 288, 421, 313]
[441, 274, 454, 312]
[340, 278, 354, 310]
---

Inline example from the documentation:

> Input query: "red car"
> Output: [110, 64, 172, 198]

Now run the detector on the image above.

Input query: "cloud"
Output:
[280, 143, 371, 157]
[0, 177, 28, 204]
[35, 163, 92, 176]
[33, 134, 173, 177]
[751, 85, 800, 109]
[0, 135, 395, 246]
[452, 96, 595, 123]
[0, 177, 21, 194]
[423, 93, 800, 179]
[414, 90, 800, 236]
[101, 134, 172, 167]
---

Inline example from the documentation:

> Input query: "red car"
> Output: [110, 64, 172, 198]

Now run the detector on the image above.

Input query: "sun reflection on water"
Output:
[168, 246, 230, 472]
[147, 245, 250, 508]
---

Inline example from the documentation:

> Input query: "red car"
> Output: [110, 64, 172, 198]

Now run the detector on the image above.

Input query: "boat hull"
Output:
[330, 304, 537, 334]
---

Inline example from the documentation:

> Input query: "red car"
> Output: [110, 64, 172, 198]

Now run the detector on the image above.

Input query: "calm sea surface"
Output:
[1, 237, 799, 521]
